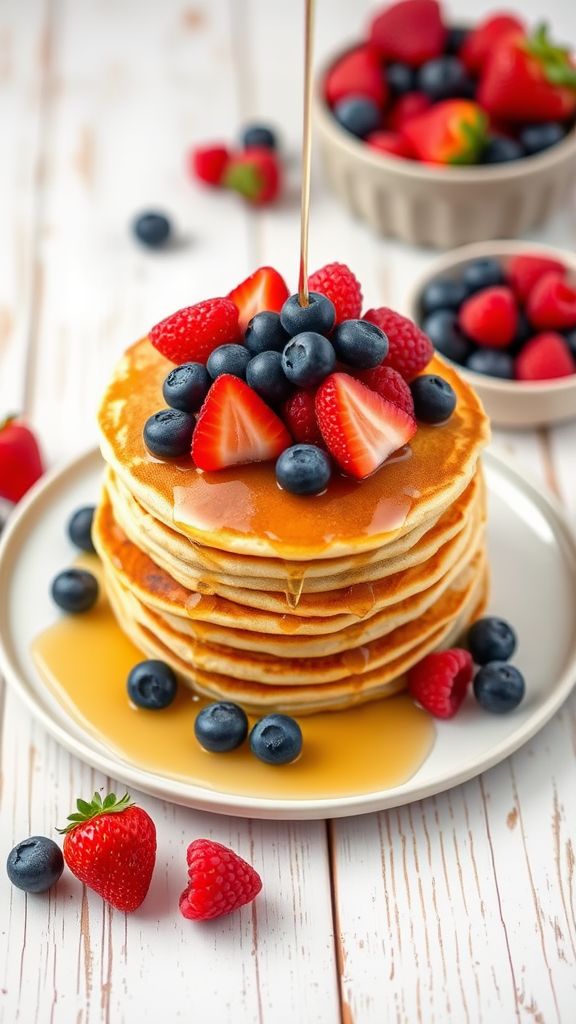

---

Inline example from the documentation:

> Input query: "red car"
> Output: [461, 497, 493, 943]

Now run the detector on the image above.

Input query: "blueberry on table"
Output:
[6, 836, 64, 893]
[245, 311, 290, 355]
[194, 701, 249, 752]
[280, 292, 336, 337]
[250, 714, 303, 765]
[410, 374, 457, 424]
[143, 408, 195, 458]
[163, 362, 210, 413]
[331, 319, 388, 369]
[417, 57, 471, 101]
[241, 124, 277, 151]
[127, 659, 178, 710]
[333, 96, 381, 138]
[207, 344, 251, 381]
[467, 349, 514, 379]
[282, 332, 336, 388]
[386, 62, 415, 95]
[276, 444, 332, 496]
[473, 662, 525, 713]
[132, 211, 171, 248]
[246, 351, 292, 404]
[421, 278, 467, 315]
[422, 310, 471, 364]
[483, 136, 524, 164]
[462, 258, 505, 294]
[67, 505, 96, 553]
[468, 617, 517, 664]
[519, 122, 565, 156]
[51, 568, 98, 613]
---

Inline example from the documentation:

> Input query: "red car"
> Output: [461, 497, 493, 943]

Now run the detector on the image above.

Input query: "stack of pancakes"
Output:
[95, 338, 490, 714]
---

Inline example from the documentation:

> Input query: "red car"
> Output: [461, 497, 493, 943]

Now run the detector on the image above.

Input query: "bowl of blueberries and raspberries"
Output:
[314, 0, 576, 247]
[406, 240, 576, 428]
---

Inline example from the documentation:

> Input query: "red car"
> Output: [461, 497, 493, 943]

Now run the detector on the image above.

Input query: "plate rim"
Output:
[1, 446, 576, 820]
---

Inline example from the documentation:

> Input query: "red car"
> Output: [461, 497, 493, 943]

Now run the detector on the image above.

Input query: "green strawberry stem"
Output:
[526, 24, 576, 89]
[0, 414, 18, 432]
[57, 791, 133, 834]
[223, 162, 263, 200]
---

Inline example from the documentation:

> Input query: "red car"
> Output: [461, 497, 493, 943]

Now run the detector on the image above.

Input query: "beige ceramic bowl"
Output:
[405, 239, 576, 429]
[315, 48, 576, 249]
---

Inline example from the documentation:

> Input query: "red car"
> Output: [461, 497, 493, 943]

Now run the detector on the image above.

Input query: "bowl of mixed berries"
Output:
[315, 0, 576, 247]
[406, 240, 576, 427]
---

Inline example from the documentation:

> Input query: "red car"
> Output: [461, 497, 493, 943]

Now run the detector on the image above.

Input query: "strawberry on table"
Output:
[362, 307, 433, 381]
[478, 25, 576, 123]
[58, 792, 156, 913]
[401, 99, 488, 164]
[515, 332, 575, 380]
[526, 272, 576, 331]
[325, 45, 387, 107]
[460, 13, 526, 75]
[150, 298, 240, 365]
[228, 266, 289, 333]
[369, 0, 446, 68]
[192, 375, 291, 471]
[308, 262, 363, 324]
[223, 147, 281, 205]
[459, 286, 518, 348]
[0, 416, 44, 503]
[179, 839, 262, 921]
[508, 253, 567, 303]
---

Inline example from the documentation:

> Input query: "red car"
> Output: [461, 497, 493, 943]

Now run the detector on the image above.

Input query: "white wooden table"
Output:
[1, 1, 576, 1021]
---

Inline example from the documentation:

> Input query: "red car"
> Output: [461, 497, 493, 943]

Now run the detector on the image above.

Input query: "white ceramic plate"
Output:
[1, 449, 576, 820]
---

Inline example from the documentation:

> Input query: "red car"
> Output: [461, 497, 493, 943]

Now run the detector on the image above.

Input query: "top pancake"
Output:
[98, 338, 489, 560]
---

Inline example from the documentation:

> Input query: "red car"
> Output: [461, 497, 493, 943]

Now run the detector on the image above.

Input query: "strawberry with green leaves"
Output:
[401, 99, 488, 165]
[478, 25, 576, 123]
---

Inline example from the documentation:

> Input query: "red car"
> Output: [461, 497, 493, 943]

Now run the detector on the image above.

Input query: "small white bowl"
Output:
[405, 240, 576, 429]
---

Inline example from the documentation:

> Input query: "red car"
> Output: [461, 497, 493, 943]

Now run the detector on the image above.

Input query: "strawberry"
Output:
[150, 298, 240, 365]
[179, 839, 262, 921]
[58, 792, 156, 912]
[190, 144, 230, 186]
[356, 365, 415, 417]
[315, 373, 417, 480]
[0, 416, 44, 503]
[387, 92, 431, 132]
[192, 375, 291, 471]
[460, 13, 525, 75]
[408, 649, 473, 719]
[282, 390, 323, 445]
[362, 308, 433, 381]
[325, 45, 387, 107]
[508, 253, 567, 303]
[308, 262, 363, 324]
[515, 332, 575, 380]
[478, 25, 576, 123]
[526, 272, 576, 331]
[459, 287, 518, 348]
[228, 266, 289, 333]
[366, 129, 415, 159]
[369, 0, 446, 67]
[401, 100, 488, 164]
[223, 148, 281, 205]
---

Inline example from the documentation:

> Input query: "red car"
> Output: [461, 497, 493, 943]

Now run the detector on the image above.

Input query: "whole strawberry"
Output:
[223, 148, 281, 206]
[402, 100, 488, 164]
[58, 792, 156, 912]
[0, 416, 44, 503]
[179, 838, 262, 921]
[478, 25, 576, 123]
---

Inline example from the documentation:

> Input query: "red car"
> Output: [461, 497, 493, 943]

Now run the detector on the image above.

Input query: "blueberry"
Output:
[386, 62, 415, 95]
[410, 374, 457, 424]
[331, 319, 388, 369]
[445, 25, 469, 54]
[133, 211, 171, 248]
[564, 329, 576, 362]
[280, 291, 336, 337]
[467, 350, 514, 379]
[483, 136, 524, 164]
[250, 713, 303, 764]
[127, 659, 178, 710]
[51, 568, 98, 613]
[246, 351, 292, 404]
[241, 124, 277, 150]
[473, 662, 525, 713]
[519, 122, 565, 156]
[462, 258, 505, 294]
[206, 344, 251, 381]
[162, 362, 210, 412]
[282, 332, 336, 387]
[245, 311, 290, 355]
[515, 309, 533, 346]
[276, 444, 332, 496]
[194, 701, 249, 752]
[468, 616, 517, 664]
[67, 506, 96, 553]
[333, 95, 381, 138]
[417, 57, 472, 101]
[143, 408, 195, 458]
[6, 837, 64, 894]
[421, 278, 467, 315]
[423, 310, 471, 364]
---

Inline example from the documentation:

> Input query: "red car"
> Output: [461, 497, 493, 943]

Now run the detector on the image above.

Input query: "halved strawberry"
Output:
[315, 373, 417, 480]
[228, 266, 290, 333]
[192, 375, 291, 471]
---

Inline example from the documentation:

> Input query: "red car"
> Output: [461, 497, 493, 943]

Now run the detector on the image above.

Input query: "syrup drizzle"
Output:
[297, 0, 315, 308]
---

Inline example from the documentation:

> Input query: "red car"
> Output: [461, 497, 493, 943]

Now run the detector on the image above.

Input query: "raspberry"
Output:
[387, 91, 431, 132]
[191, 144, 230, 186]
[507, 253, 566, 304]
[282, 390, 323, 445]
[150, 298, 240, 365]
[179, 839, 262, 921]
[308, 263, 363, 325]
[515, 332, 574, 381]
[459, 286, 518, 349]
[356, 365, 415, 416]
[362, 307, 433, 381]
[408, 648, 473, 719]
[526, 272, 576, 331]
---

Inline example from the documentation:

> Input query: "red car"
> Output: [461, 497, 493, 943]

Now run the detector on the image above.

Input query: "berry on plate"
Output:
[355, 365, 415, 417]
[192, 375, 291, 471]
[526, 272, 576, 331]
[163, 362, 211, 413]
[207, 343, 251, 381]
[331, 319, 388, 369]
[369, 0, 446, 68]
[0, 416, 44, 503]
[58, 792, 156, 912]
[244, 311, 290, 355]
[194, 702, 249, 753]
[250, 714, 303, 764]
[468, 616, 517, 665]
[363, 307, 433, 380]
[459, 286, 517, 348]
[132, 211, 171, 248]
[223, 147, 281, 205]
[67, 506, 96, 553]
[179, 839, 262, 921]
[282, 332, 336, 388]
[407, 648, 474, 719]
[275, 444, 332, 496]
[325, 45, 387, 107]
[6, 837, 64, 894]
[282, 389, 323, 445]
[473, 662, 525, 713]
[246, 350, 293, 405]
[127, 659, 178, 710]
[190, 144, 230, 186]
[515, 332, 574, 381]
[281, 292, 336, 337]
[308, 262, 363, 324]
[410, 374, 456, 424]
[241, 124, 277, 151]
[507, 253, 566, 303]
[315, 372, 417, 480]
[144, 408, 195, 458]
[401, 99, 488, 164]
[422, 310, 471, 364]
[51, 568, 99, 614]
[228, 266, 290, 334]
[460, 13, 525, 75]
[334, 96, 381, 137]
[150, 298, 240, 365]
